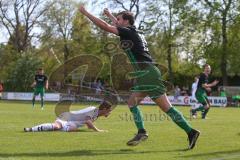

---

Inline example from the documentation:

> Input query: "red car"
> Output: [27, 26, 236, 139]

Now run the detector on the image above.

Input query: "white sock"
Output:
[31, 123, 54, 132]
[191, 104, 195, 109]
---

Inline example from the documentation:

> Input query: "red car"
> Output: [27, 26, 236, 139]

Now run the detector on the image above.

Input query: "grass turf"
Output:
[0, 100, 240, 160]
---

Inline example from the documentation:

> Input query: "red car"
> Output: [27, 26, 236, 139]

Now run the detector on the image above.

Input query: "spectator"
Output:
[181, 86, 189, 96]
[0, 81, 3, 99]
[232, 95, 240, 107]
[219, 87, 226, 97]
[96, 79, 104, 95]
[174, 85, 181, 100]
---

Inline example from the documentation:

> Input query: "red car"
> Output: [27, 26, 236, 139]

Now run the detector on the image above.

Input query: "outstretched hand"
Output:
[79, 5, 87, 15]
[103, 8, 110, 16]
[98, 129, 109, 133]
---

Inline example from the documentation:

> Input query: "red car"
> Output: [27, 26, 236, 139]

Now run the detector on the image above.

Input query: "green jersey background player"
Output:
[31, 68, 48, 109]
[79, 6, 200, 149]
[191, 64, 219, 119]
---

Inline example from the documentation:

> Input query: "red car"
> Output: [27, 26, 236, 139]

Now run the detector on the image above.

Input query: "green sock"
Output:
[193, 106, 205, 112]
[202, 108, 209, 118]
[32, 97, 35, 106]
[167, 107, 192, 133]
[130, 106, 144, 130]
[41, 97, 44, 107]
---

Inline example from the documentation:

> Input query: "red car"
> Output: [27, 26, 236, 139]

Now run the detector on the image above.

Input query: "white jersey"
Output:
[191, 80, 199, 109]
[56, 106, 98, 131]
[191, 81, 198, 99]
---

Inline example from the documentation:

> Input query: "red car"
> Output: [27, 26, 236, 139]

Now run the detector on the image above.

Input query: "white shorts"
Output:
[55, 118, 84, 132]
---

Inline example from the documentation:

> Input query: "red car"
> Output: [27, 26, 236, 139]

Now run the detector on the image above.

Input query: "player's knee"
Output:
[53, 122, 62, 130]
[204, 104, 210, 109]
[65, 125, 78, 132]
[66, 127, 78, 132]
[127, 101, 134, 108]
[127, 98, 138, 107]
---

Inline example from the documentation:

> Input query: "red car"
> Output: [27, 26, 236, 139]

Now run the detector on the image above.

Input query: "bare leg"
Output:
[127, 92, 147, 108]
[152, 94, 171, 112]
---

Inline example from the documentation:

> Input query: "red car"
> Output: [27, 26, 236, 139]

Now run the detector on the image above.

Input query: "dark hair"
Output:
[117, 11, 135, 25]
[203, 64, 210, 68]
[38, 68, 43, 71]
[99, 88, 118, 110]
[99, 101, 112, 110]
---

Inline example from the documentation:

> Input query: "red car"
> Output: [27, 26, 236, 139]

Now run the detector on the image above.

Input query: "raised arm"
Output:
[31, 80, 36, 88]
[79, 5, 118, 35]
[103, 8, 118, 26]
[202, 80, 219, 88]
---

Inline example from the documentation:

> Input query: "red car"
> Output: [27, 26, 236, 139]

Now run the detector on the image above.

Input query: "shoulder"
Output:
[199, 73, 205, 76]
[117, 26, 136, 36]
[117, 26, 132, 31]
[88, 106, 96, 109]
[85, 106, 97, 112]
[85, 106, 98, 120]
[199, 73, 206, 78]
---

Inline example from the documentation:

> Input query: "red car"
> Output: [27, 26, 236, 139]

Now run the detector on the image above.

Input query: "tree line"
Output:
[0, 0, 239, 92]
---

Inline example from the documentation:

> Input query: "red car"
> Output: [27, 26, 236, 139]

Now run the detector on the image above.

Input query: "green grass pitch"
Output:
[0, 100, 240, 160]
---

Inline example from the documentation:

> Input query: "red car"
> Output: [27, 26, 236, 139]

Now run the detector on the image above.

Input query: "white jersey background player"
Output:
[191, 77, 199, 117]
[24, 101, 112, 132]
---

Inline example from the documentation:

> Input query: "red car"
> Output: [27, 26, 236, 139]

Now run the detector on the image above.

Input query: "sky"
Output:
[0, 0, 105, 44]
[0, 28, 8, 44]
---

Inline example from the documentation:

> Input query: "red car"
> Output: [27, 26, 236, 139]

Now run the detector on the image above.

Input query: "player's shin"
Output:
[40, 97, 44, 108]
[202, 107, 210, 119]
[130, 106, 146, 133]
[32, 97, 35, 107]
[166, 107, 192, 133]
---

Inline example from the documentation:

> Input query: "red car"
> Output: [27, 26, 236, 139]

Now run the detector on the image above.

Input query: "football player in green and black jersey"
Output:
[191, 64, 219, 119]
[79, 6, 200, 149]
[31, 68, 48, 109]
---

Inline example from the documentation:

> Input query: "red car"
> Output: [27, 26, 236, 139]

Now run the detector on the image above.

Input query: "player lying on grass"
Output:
[24, 101, 112, 132]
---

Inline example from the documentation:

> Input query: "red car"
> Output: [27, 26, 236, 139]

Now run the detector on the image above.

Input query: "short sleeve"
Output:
[86, 107, 98, 120]
[199, 74, 205, 83]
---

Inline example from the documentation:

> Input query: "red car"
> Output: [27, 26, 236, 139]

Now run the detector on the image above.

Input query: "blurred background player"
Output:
[191, 76, 199, 118]
[31, 68, 48, 109]
[24, 101, 112, 132]
[191, 64, 219, 119]
[0, 81, 3, 99]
